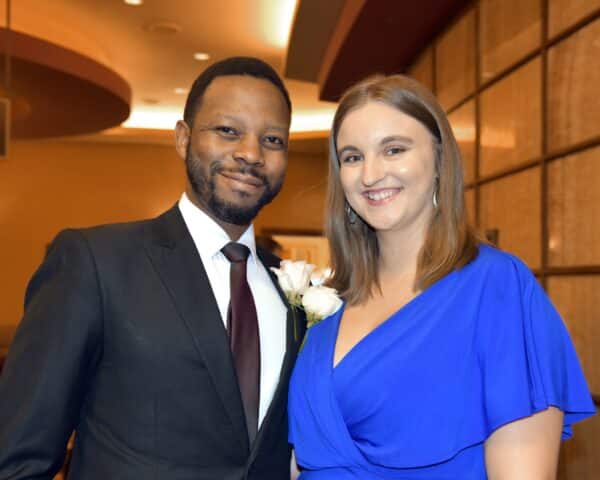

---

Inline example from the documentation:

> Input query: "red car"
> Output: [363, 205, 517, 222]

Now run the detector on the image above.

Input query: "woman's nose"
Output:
[360, 156, 385, 186]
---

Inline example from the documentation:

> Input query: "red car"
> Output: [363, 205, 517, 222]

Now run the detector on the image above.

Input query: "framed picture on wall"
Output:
[260, 230, 330, 269]
[0, 97, 9, 159]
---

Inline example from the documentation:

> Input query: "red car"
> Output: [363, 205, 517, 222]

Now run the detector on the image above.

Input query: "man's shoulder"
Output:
[67, 218, 154, 250]
[56, 206, 179, 252]
[80, 216, 155, 239]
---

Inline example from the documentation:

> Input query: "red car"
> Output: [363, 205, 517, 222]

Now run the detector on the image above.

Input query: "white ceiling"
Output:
[4, 0, 337, 133]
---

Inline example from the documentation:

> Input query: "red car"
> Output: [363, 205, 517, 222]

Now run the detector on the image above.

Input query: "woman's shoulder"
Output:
[474, 243, 528, 269]
[449, 244, 542, 313]
[470, 244, 536, 284]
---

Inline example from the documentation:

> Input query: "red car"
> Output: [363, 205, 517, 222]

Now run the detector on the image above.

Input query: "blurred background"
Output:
[0, 1, 598, 478]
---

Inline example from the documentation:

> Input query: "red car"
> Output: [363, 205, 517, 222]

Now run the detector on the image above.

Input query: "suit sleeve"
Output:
[0, 229, 103, 479]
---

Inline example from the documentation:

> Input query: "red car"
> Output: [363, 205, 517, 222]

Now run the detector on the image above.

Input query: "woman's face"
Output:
[336, 100, 437, 236]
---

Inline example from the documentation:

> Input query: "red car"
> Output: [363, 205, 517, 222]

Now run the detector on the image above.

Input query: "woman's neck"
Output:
[376, 221, 427, 281]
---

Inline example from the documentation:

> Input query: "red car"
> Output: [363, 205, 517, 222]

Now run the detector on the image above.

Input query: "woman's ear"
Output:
[174, 120, 191, 161]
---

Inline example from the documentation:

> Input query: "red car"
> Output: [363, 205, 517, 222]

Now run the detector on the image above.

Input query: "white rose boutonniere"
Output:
[301, 285, 343, 327]
[270, 260, 315, 305]
[271, 261, 342, 336]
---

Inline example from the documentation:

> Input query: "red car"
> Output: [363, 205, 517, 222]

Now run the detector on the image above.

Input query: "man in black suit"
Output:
[0, 57, 304, 480]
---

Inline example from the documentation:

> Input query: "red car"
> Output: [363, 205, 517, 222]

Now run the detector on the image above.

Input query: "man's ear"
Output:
[174, 120, 191, 160]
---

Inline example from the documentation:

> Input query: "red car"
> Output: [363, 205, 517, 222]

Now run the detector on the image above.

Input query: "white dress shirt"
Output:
[178, 193, 287, 426]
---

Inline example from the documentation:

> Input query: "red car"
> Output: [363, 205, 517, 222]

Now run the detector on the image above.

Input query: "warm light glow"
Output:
[548, 235, 561, 253]
[260, 0, 297, 48]
[124, 0, 143, 5]
[123, 108, 182, 130]
[123, 105, 334, 133]
[451, 125, 476, 143]
[290, 109, 335, 133]
[480, 127, 516, 149]
[173, 87, 189, 95]
[193, 52, 210, 61]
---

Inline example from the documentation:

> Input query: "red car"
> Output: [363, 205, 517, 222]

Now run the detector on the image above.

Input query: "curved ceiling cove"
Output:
[0, 28, 131, 138]
[298, 0, 473, 102]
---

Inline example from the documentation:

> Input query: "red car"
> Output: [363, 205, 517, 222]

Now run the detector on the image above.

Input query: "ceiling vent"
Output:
[142, 21, 182, 35]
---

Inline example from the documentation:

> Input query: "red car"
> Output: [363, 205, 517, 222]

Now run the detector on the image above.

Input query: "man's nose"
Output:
[233, 136, 262, 165]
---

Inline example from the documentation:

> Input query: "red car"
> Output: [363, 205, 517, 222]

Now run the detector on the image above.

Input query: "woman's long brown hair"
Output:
[326, 74, 480, 305]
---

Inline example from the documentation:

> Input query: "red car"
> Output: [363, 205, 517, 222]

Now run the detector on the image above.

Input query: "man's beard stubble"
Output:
[185, 145, 283, 226]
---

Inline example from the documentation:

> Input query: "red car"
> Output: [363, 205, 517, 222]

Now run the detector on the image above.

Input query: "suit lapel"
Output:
[249, 249, 306, 459]
[144, 205, 249, 453]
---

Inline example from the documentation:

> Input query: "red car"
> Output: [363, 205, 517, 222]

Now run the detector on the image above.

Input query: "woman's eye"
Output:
[341, 154, 361, 164]
[386, 146, 407, 155]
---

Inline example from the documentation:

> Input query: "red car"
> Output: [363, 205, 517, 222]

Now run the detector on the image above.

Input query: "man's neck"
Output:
[185, 187, 250, 241]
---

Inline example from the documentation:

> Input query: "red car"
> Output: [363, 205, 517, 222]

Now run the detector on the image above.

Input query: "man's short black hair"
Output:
[183, 56, 292, 126]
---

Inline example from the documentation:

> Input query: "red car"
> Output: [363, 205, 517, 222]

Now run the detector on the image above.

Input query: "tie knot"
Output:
[221, 242, 251, 263]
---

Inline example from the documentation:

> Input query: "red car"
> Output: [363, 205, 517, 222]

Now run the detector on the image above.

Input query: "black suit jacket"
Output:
[0, 205, 305, 480]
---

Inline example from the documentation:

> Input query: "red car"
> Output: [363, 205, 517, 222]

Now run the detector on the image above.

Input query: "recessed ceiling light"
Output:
[174, 87, 189, 95]
[193, 52, 210, 61]
[124, 0, 143, 5]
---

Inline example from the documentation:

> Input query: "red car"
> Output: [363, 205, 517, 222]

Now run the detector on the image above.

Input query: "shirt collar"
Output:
[178, 192, 258, 268]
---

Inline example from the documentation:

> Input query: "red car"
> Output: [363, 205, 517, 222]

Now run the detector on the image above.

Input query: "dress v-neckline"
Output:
[331, 286, 431, 372]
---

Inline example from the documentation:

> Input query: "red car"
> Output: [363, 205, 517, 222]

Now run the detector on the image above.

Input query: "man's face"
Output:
[176, 75, 290, 229]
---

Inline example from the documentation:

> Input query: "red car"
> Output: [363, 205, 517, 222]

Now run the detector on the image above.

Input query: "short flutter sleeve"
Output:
[477, 250, 595, 440]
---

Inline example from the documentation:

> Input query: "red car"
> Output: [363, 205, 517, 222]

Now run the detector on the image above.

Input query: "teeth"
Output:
[366, 190, 395, 201]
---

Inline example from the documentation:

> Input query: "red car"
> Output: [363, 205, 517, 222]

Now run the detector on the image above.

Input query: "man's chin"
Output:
[217, 191, 263, 210]
[209, 198, 262, 226]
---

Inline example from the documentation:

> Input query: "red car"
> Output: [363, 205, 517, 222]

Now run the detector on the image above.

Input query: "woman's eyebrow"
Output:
[337, 145, 359, 156]
[379, 135, 414, 146]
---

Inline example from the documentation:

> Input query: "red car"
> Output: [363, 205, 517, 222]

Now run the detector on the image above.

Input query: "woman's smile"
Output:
[362, 187, 403, 206]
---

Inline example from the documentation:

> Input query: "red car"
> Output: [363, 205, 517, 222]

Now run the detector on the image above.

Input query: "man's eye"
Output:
[263, 136, 285, 148]
[215, 126, 238, 136]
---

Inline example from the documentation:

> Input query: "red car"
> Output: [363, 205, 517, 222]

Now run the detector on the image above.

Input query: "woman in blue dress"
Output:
[288, 74, 596, 479]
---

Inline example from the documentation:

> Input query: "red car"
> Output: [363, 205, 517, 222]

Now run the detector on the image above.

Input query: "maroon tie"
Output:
[221, 242, 260, 444]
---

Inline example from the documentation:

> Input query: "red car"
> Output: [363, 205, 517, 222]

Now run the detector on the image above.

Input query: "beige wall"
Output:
[255, 151, 328, 234]
[0, 138, 327, 347]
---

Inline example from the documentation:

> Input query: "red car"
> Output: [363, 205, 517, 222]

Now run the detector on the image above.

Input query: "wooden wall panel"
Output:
[558, 413, 600, 480]
[548, 18, 600, 151]
[480, 167, 541, 268]
[480, 59, 542, 176]
[407, 47, 434, 93]
[547, 275, 600, 395]
[421, 3, 600, 478]
[435, 8, 477, 110]
[548, 147, 600, 266]
[549, 0, 600, 37]
[479, 0, 542, 80]
[448, 100, 476, 184]
[465, 187, 476, 226]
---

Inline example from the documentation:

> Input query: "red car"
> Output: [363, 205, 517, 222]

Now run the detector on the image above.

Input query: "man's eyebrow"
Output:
[217, 114, 288, 133]
[265, 125, 289, 133]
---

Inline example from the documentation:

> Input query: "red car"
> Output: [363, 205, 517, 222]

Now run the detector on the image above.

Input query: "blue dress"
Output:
[288, 245, 596, 479]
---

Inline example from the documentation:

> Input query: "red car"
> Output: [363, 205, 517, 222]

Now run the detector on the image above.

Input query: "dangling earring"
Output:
[432, 176, 439, 208]
[345, 203, 357, 224]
